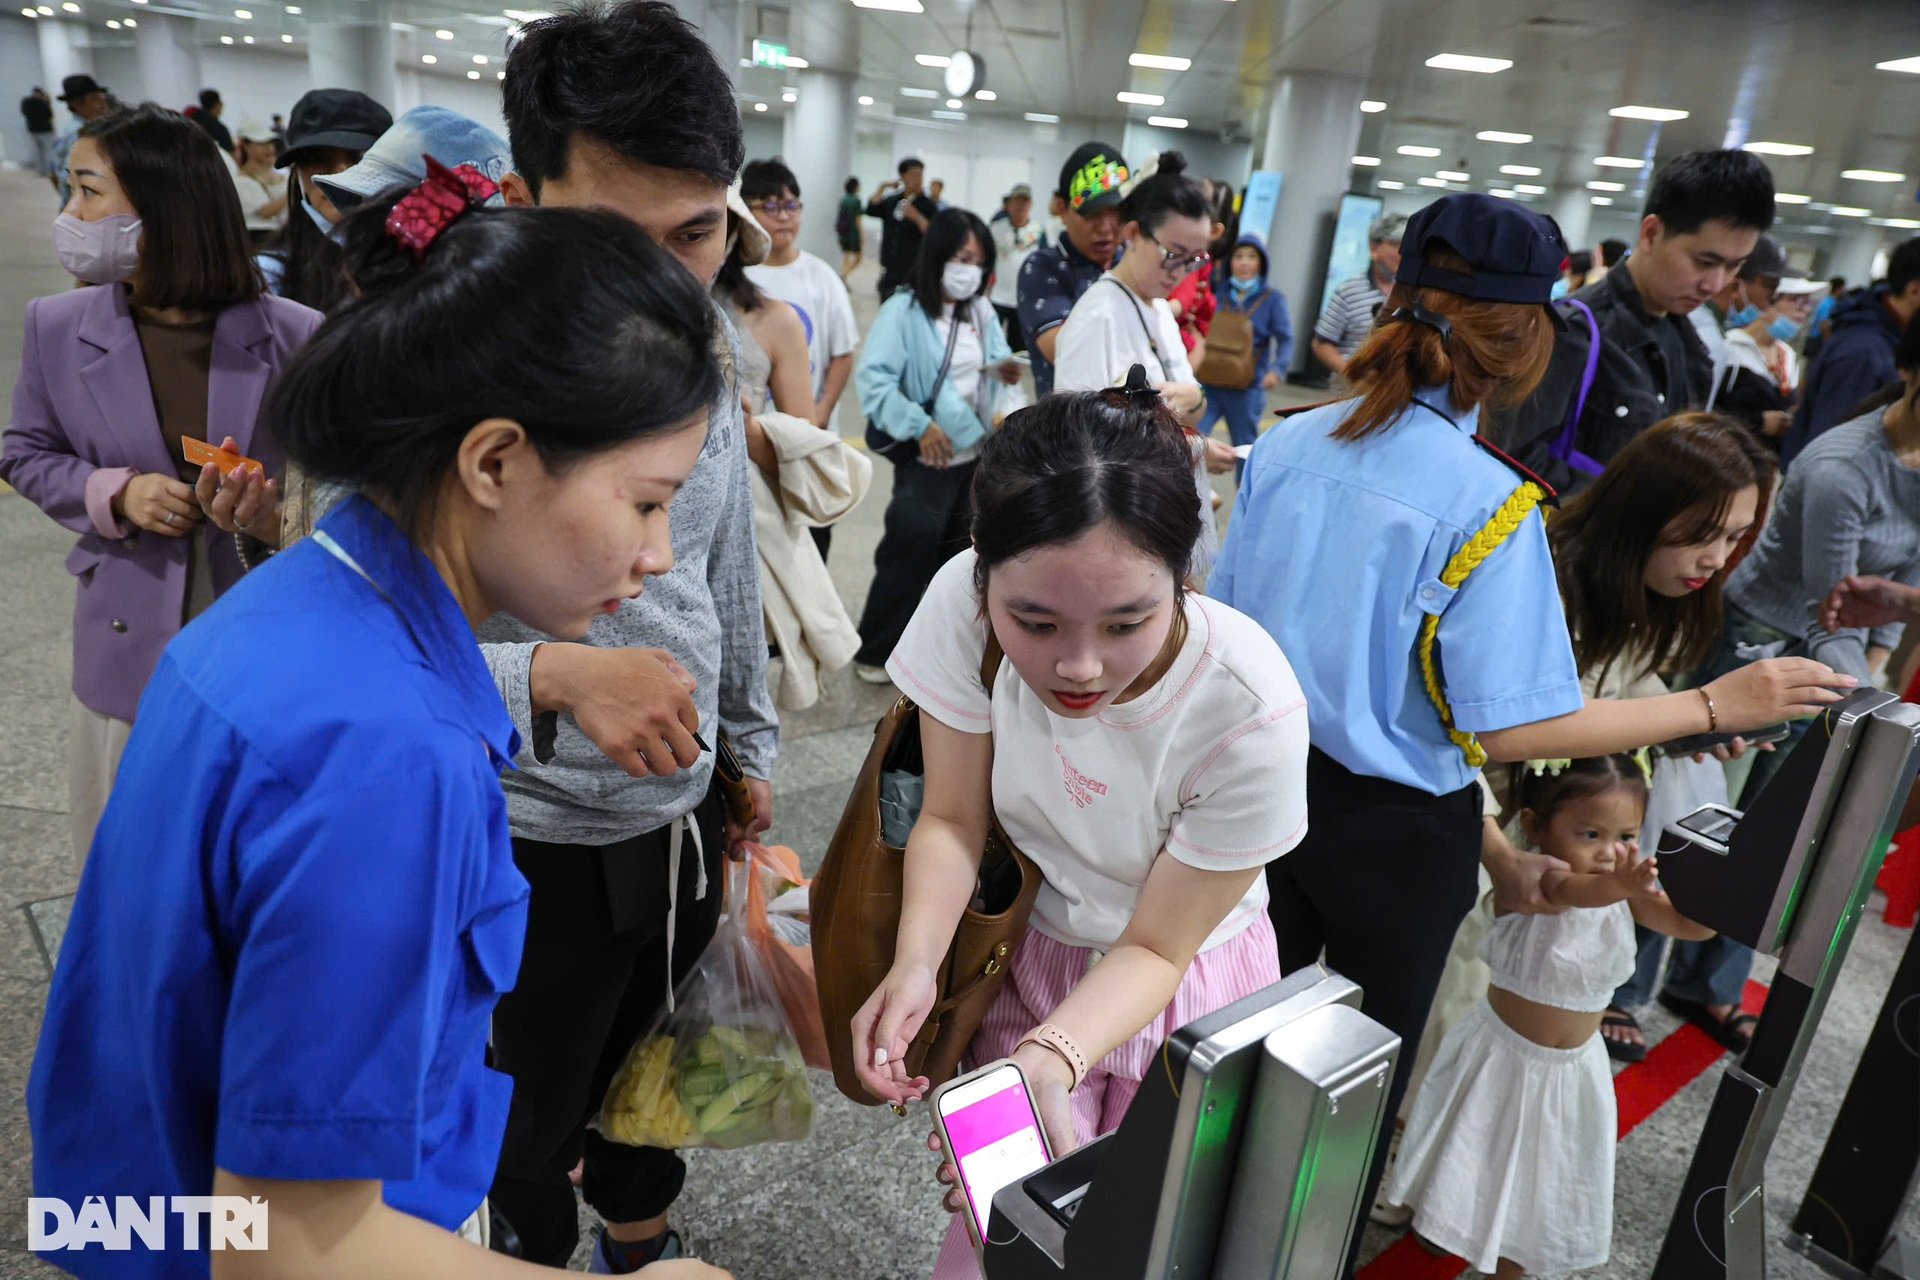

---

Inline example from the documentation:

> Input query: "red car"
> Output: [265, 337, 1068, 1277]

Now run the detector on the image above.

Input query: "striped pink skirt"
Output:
[929, 915, 1281, 1278]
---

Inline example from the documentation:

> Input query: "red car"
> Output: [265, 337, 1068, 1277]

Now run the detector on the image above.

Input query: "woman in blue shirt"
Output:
[1211, 192, 1852, 1274]
[29, 170, 731, 1280]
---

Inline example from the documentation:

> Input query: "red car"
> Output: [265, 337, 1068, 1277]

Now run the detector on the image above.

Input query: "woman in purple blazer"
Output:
[0, 104, 322, 864]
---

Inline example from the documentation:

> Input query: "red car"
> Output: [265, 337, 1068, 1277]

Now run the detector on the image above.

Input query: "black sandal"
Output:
[1659, 992, 1758, 1053]
[1600, 1007, 1648, 1063]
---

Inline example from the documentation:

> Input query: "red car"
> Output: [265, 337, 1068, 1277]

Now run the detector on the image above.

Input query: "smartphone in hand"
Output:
[930, 1058, 1055, 1257]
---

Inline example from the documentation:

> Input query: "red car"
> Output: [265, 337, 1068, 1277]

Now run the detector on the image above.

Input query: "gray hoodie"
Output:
[479, 307, 779, 843]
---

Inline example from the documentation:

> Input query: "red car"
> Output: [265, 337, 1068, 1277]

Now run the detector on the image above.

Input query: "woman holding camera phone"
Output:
[850, 375, 1311, 1280]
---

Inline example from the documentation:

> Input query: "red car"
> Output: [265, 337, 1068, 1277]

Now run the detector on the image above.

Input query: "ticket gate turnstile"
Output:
[982, 966, 1399, 1280]
[1651, 689, 1920, 1279]
[1787, 899, 1920, 1279]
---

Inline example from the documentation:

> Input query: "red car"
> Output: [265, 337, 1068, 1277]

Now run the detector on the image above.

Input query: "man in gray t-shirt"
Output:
[1311, 212, 1406, 378]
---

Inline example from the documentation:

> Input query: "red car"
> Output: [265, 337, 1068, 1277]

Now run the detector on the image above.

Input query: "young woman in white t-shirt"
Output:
[1052, 152, 1236, 578]
[850, 375, 1310, 1280]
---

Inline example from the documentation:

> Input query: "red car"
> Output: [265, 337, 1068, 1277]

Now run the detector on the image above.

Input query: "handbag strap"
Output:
[1103, 276, 1170, 382]
[980, 628, 1005, 696]
[920, 304, 967, 412]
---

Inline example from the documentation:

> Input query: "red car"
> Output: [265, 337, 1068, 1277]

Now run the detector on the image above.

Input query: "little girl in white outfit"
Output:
[1388, 754, 1715, 1278]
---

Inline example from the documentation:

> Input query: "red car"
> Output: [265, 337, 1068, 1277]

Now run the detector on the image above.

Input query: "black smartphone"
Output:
[714, 734, 746, 784]
[1653, 722, 1792, 758]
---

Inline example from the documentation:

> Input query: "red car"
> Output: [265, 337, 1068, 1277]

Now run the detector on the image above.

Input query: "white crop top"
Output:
[1478, 901, 1637, 1014]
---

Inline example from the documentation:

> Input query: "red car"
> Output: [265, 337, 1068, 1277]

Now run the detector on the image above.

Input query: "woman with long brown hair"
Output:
[1211, 193, 1851, 1273]
[1544, 412, 1777, 1059]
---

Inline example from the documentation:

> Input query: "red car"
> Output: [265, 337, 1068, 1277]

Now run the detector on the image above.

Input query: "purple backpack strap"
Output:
[1552, 298, 1606, 477]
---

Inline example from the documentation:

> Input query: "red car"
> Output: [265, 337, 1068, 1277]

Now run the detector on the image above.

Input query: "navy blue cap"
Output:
[1395, 192, 1569, 307]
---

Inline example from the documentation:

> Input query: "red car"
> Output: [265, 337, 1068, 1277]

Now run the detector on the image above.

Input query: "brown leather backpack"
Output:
[1192, 306, 1256, 390]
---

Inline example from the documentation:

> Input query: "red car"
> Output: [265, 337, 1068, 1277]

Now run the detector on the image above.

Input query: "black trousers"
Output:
[1265, 748, 1482, 1279]
[878, 266, 910, 303]
[854, 455, 976, 667]
[487, 786, 727, 1265]
[992, 301, 1027, 353]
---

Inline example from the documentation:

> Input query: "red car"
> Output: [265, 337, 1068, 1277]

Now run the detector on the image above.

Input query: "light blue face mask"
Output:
[1727, 304, 1761, 328]
[1768, 314, 1800, 342]
[1229, 277, 1259, 301]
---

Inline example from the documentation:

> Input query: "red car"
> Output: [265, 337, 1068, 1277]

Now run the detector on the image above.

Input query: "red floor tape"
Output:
[1357, 980, 1770, 1279]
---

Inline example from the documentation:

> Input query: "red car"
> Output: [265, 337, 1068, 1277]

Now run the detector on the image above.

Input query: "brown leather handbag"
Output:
[811, 636, 1043, 1106]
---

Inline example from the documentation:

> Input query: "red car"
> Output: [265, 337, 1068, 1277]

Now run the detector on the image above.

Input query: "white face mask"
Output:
[942, 260, 983, 302]
[52, 212, 142, 284]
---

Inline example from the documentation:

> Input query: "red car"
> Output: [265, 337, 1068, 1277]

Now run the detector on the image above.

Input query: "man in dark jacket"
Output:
[1491, 148, 1775, 492]
[1783, 236, 1920, 464]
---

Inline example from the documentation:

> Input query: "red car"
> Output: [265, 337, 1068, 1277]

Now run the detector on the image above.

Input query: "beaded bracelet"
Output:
[1697, 686, 1718, 733]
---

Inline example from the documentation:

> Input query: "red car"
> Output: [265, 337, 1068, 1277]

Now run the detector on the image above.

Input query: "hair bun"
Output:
[1156, 150, 1189, 177]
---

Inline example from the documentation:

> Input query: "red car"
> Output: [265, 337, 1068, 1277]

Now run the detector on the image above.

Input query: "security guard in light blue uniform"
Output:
[1212, 192, 1585, 1276]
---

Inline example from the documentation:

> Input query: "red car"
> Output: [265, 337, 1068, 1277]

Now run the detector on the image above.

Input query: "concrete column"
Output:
[305, 0, 395, 108]
[1827, 225, 1885, 287]
[37, 18, 94, 88]
[779, 1, 857, 259]
[1551, 185, 1594, 255]
[1255, 72, 1365, 374]
[674, 0, 743, 86]
[134, 15, 203, 117]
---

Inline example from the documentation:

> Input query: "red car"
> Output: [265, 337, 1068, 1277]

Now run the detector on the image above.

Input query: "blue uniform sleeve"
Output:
[1431, 509, 1585, 734]
[214, 723, 496, 1183]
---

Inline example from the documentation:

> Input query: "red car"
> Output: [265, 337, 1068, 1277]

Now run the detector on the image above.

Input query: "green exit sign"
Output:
[751, 39, 789, 69]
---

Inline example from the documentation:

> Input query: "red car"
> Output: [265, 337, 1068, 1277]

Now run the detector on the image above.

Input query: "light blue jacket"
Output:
[858, 292, 1015, 450]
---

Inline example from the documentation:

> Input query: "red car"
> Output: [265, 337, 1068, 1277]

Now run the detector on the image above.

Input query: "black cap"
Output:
[58, 74, 107, 103]
[1396, 192, 1568, 309]
[277, 88, 392, 169]
[1738, 233, 1788, 282]
[1058, 142, 1130, 215]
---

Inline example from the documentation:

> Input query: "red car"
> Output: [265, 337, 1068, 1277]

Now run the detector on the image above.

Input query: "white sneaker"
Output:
[853, 663, 893, 685]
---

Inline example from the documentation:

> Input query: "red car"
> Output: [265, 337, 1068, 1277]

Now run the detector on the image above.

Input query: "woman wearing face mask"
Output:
[850, 207, 1025, 683]
[1053, 152, 1238, 579]
[28, 168, 732, 1280]
[229, 123, 288, 240]
[1716, 278, 1826, 446]
[1197, 234, 1293, 472]
[256, 87, 392, 310]
[849, 376, 1311, 1280]
[0, 104, 323, 865]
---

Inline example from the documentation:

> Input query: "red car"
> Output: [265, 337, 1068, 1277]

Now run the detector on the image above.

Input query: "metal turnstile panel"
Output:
[1657, 690, 1894, 953]
[1214, 1003, 1400, 1278]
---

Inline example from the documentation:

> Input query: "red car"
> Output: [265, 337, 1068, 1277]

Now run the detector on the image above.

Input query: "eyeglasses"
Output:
[749, 199, 802, 217]
[1141, 232, 1209, 275]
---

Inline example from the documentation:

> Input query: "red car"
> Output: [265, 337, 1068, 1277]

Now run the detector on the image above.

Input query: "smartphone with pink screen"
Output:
[930, 1059, 1055, 1256]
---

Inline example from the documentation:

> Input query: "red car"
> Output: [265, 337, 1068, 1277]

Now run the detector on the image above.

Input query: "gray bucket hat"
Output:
[316, 105, 511, 211]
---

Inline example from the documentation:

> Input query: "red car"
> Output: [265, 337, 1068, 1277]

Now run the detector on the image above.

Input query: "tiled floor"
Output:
[1, 165, 1916, 1278]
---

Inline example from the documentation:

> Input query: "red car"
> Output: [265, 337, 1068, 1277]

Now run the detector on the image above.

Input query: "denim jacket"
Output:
[857, 291, 1015, 450]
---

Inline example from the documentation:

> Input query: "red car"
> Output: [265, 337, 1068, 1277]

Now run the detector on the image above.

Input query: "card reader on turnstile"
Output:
[981, 966, 1400, 1280]
[1649, 689, 1920, 1279]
